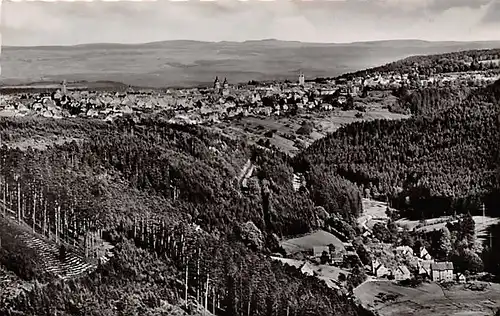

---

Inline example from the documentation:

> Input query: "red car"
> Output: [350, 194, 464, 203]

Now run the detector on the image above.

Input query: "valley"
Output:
[0, 46, 499, 316]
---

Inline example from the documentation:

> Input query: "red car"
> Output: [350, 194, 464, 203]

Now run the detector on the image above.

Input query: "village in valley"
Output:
[269, 196, 500, 314]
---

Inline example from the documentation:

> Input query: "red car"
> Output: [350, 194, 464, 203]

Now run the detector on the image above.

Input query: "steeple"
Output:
[223, 77, 228, 89]
[214, 76, 220, 90]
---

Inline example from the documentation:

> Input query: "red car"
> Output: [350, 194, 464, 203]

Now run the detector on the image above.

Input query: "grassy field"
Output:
[271, 257, 350, 282]
[280, 230, 346, 256]
[4, 40, 500, 88]
[217, 104, 409, 156]
[359, 198, 499, 246]
[355, 280, 500, 316]
[358, 198, 391, 230]
[2, 135, 84, 151]
[405, 216, 500, 247]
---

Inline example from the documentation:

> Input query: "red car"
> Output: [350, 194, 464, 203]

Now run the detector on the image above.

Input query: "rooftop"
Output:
[431, 262, 454, 271]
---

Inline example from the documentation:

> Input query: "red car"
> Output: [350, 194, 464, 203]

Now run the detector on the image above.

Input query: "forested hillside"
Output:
[296, 79, 500, 220]
[392, 85, 473, 117]
[0, 115, 368, 316]
[339, 48, 500, 79]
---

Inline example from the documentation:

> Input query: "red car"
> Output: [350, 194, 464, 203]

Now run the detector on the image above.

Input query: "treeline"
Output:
[339, 48, 500, 79]
[296, 80, 500, 219]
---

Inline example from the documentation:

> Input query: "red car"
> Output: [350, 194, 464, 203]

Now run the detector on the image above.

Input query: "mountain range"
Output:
[2, 39, 500, 88]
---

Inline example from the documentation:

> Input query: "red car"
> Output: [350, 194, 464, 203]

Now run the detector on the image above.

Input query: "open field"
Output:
[359, 198, 500, 246]
[396, 216, 500, 246]
[280, 230, 345, 256]
[3, 135, 84, 151]
[358, 198, 391, 231]
[355, 280, 500, 316]
[271, 257, 350, 283]
[216, 105, 409, 156]
[3, 40, 500, 88]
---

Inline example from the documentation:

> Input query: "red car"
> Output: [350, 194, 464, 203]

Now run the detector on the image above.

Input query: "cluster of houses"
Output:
[362, 69, 500, 90]
[0, 73, 363, 123]
[1, 66, 498, 124]
[371, 245, 466, 284]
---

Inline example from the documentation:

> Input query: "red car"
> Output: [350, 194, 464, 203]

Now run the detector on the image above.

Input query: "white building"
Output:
[299, 73, 305, 86]
[430, 262, 454, 282]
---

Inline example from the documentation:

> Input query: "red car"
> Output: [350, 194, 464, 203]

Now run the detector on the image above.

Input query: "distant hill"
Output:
[3, 39, 500, 88]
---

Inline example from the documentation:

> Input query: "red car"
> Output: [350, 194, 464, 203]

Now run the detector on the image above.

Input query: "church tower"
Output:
[298, 72, 305, 86]
[214, 76, 221, 90]
[223, 78, 229, 89]
[62, 80, 67, 95]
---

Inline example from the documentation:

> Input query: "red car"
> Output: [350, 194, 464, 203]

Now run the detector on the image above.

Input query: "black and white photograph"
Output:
[0, 0, 500, 315]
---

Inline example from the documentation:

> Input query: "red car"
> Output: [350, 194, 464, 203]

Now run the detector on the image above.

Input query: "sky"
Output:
[1, 0, 500, 46]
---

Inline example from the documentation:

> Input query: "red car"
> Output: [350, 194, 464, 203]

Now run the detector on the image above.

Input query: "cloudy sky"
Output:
[1, 0, 499, 46]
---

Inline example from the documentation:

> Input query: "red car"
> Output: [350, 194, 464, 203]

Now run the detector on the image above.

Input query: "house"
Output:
[456, 273, 466, 283]
[393, 265, 411, 281]
[300, 263, 315, 276]
[362, 230, 372, 238]
[343, 242, 355, 252]
[419, 247, 433, 261]
[331, 252, 344, 265]
[417, 260, 432, 277]
[430, 262, 454, 282]
[372, 259, 391, 278]
[395, 246, 414, 257]
[321, 103, 333, 111]
[313, 246, 330, 258]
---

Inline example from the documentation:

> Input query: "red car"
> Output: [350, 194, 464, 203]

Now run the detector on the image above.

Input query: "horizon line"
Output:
[4, 38, 500, 48]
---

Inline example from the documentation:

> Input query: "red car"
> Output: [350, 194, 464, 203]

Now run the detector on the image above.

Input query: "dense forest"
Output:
[391, 85, 473, 117]
[0, 115, 368, 316]
[338, 49, 500, 79]
[296, 79, 500, 219]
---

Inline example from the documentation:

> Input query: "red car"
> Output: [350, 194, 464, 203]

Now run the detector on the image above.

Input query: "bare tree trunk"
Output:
[205, 273, 209, 310]
[56, 204, 61, 243]
[32, 192, 36, 233]
[17, 180, 21, 222]
[247, 291, 251, 316]
[2, 176, 5, 217]
[180, 233, 185, 264]
[196, 247, 201, 303]
[184, 263, 189, 302]
[43, 200, 47, 237]
[84, 231, 88, 259]
[212, 287, 216, 315]
[133, 217, 137, 239]
[5, 182, 8, 213]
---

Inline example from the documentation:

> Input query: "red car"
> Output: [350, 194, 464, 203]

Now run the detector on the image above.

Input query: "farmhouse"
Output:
[456, 273, 466, 283]
[417, 260, 432, 278]
[431, 262, 454, 282]
[395, 245, 414, 257]
[300, 263, 315, 276]
[371, 259, 391, 278]
[419, 247, 433, 261]
[313, 246, 330, 258]
[393, 265, 411, 281]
